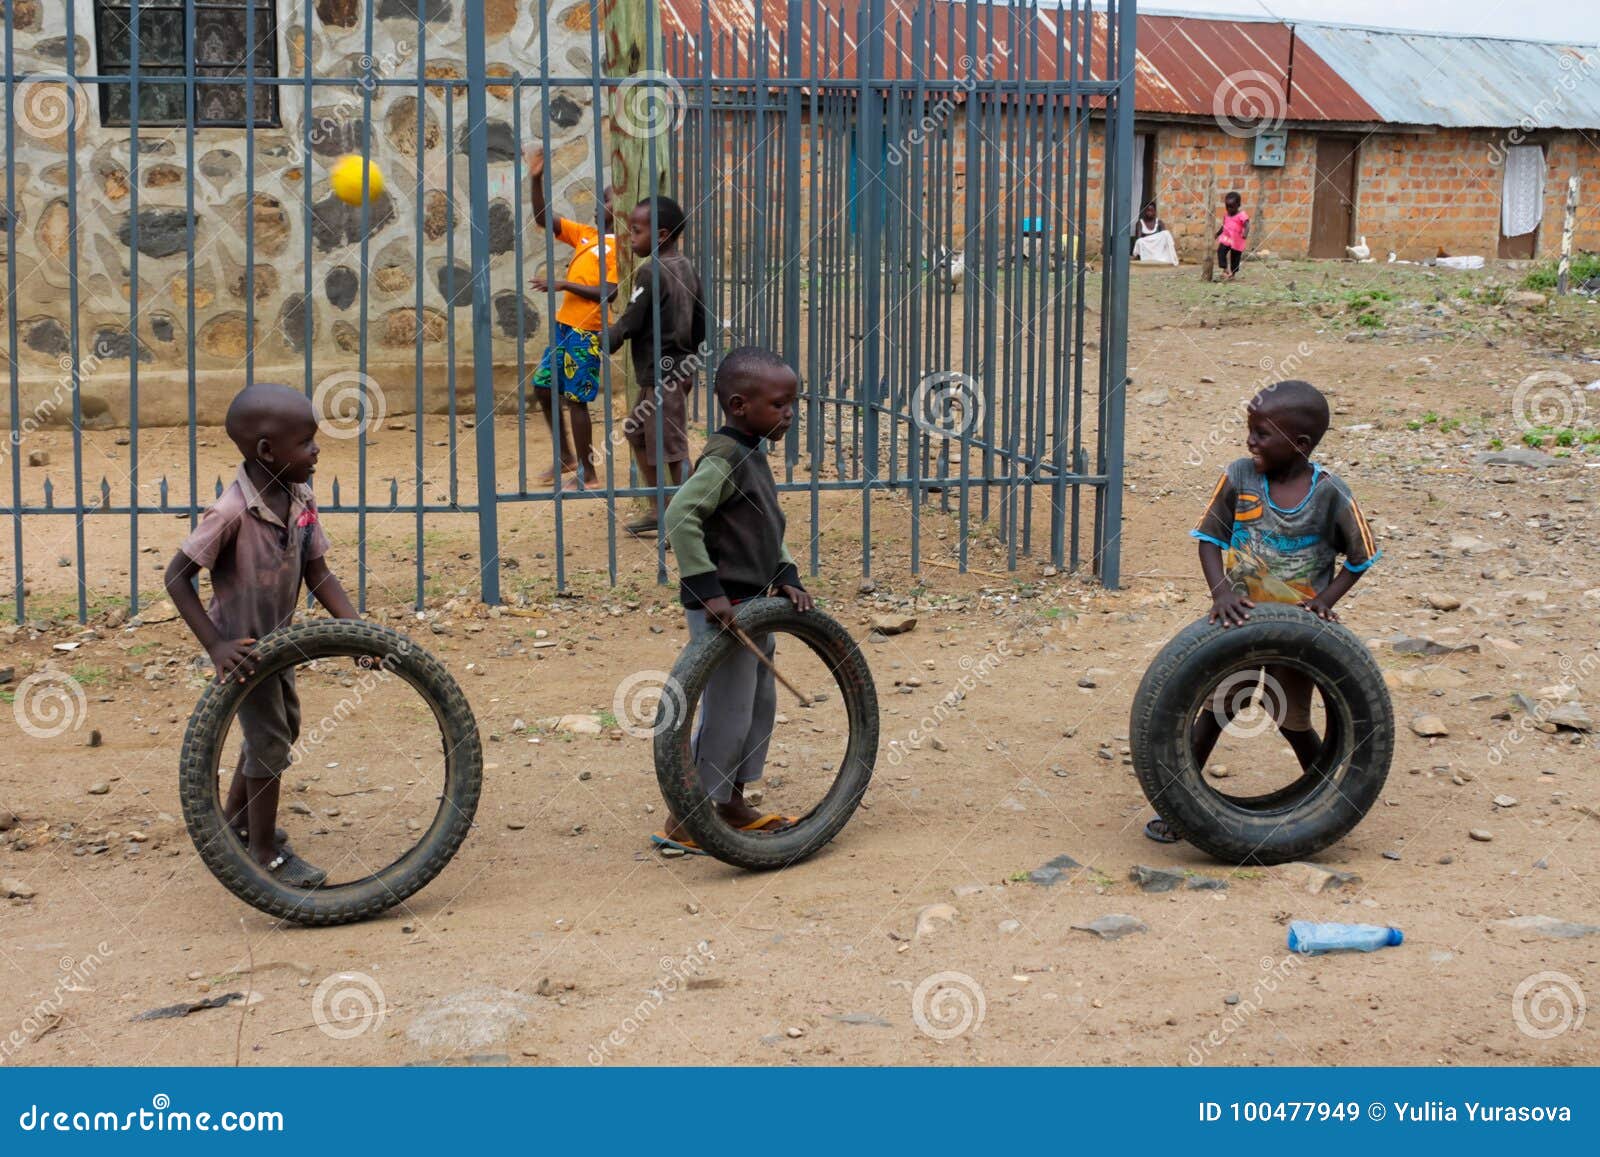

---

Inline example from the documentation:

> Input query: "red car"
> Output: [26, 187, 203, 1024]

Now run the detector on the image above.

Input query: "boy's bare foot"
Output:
[536, 461, 578, 485]
[716, 790, 767, 828]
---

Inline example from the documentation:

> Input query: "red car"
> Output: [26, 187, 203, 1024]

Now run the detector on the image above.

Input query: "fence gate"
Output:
[2, 0, 1134, 624]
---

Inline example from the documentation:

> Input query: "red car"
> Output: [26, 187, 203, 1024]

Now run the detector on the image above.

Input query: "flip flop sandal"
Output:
[649, 832, 707, 856]
[1143, 817, 1181, 844]
[738, 814, 799, 833]
[266, 852, 328, 889]
[625, 516, 659, 537]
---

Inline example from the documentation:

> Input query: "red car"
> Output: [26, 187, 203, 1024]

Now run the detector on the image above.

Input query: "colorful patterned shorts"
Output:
[532, 321, 603, 404]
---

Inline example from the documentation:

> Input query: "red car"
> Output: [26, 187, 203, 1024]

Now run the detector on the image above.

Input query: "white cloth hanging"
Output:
[1501, 145, 1545, 238]
[1131, 134, 1147, 223]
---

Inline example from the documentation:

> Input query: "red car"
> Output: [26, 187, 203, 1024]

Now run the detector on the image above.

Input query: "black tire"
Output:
[178, 619, 482, 925]
[654, 598, 878, 870]
[1129, 604, 1393, 865]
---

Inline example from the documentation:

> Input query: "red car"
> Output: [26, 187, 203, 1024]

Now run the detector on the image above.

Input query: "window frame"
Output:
[92, 0, 282, 130]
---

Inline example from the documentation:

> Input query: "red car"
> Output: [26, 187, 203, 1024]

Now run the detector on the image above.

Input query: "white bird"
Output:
[1346, 235, 1370, 261]
[933, 246, 965, 292]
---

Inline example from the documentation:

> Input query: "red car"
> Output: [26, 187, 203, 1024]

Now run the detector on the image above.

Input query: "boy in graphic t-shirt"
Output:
[1144, 379, 1381, 844]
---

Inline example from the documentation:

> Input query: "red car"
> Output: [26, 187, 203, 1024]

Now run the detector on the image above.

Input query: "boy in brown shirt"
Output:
[164, 383, 364, 887]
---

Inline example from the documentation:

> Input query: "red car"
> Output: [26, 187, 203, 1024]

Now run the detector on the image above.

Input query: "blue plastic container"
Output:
[1287, 921, 1403, 955]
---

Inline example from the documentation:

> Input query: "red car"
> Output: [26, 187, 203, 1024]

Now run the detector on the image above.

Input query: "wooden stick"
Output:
[727, 622, 811, 707]
[1558, 175, 1579, 295]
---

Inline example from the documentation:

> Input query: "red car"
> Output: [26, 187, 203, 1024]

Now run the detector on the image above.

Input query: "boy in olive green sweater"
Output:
[651, 347, 811, 854]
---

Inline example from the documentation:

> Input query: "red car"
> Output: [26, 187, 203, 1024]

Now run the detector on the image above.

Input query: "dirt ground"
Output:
[3, 258, 1598, 1067]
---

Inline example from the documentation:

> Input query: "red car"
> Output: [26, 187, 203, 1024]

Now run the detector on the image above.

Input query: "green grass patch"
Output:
[1520, 251, 1600, 291]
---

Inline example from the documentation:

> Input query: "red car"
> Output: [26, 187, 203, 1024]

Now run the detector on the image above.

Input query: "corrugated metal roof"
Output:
[1293, 23, 1600, 130]
[658, 3, 1600, 129]
[658, 3, 1376, 120]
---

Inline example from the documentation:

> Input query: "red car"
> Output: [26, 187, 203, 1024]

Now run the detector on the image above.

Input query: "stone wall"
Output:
[1, 0, 605, 429]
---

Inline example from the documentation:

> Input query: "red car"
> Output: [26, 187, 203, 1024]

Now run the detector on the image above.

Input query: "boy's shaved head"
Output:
[714, 346, 791, 409]
[1253, 379, 1329, 449]
[225, 382, 315, 455]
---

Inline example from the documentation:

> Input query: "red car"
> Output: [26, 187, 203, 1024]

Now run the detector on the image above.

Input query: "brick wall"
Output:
[926, 115, 1600, 263]
[1132, 122, 1600, 262]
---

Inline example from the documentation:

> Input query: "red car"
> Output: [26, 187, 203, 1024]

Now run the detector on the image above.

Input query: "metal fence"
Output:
[1, 0, 1134, 624]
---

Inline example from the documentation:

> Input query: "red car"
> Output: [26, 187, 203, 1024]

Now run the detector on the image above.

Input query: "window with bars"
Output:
[94, 2, 280, 128]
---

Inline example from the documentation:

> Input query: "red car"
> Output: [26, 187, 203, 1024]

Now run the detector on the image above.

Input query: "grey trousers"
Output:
[687, 609, 777, 804]
[236, 670, 301, 779]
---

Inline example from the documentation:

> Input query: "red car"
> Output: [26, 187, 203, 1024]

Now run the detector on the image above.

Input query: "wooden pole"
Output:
[1557, 175, 1579, 296]
[1200, 176, 1217, 282]
[601, 0, 669, 414]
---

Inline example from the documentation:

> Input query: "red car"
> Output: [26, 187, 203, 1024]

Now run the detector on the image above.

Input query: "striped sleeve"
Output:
[1190, 469, 1236, 550]
[1331, 486, 1380, 572]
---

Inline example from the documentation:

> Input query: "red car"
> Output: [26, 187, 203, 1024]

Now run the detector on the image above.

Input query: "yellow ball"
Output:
[330, 154, 384, 205]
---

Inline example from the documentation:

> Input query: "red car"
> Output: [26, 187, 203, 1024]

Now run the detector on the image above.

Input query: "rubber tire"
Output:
[654, 598, 878, 870]
[178, 619, 482, 925]
[1129, 604, 1393, 865]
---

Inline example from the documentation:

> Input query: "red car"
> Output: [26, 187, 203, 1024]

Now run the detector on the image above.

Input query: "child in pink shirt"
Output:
[1216, 191, 1249, 280]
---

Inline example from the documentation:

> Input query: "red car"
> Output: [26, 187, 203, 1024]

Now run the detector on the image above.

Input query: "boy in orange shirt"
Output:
[527, 149, 619, 488]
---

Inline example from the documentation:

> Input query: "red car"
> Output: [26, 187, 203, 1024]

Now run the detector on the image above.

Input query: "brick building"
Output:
[662, 3, 1600, 263]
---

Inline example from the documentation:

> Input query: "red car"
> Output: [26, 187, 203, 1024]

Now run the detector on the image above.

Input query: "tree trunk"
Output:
[601, 0, 669, 414]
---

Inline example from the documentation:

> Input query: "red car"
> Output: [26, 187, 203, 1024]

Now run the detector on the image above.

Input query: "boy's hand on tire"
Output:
[1208, 592, 1254, 627]
[1298, 594, 1340, 622]
[780, 585, 813, 613]
[702, 595, 736, 629]
[208, 638, 258, 683]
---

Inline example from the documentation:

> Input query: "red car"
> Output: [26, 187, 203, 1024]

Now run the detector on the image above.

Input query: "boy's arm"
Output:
[1300, 567, 1361, 621]
[551, 279, 617, 304]
[163, 551, 258, 683]
[304, 555, 360, 620]
[690, 292, 707, 352]
[601, 272, 653, 353]
[1198, 540, 1253, 626]
[774, 541, 812, 612]
[1192, 469, 1252, 626]
[1304, 486, 1380, 620]
[665, 455, 735, 622]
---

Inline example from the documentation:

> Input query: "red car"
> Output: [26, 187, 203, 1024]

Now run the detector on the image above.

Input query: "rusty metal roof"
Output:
[1293, 23, 1600, 130]
[658, 3, 1600, 128]
[658, 3, 1378, 121]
